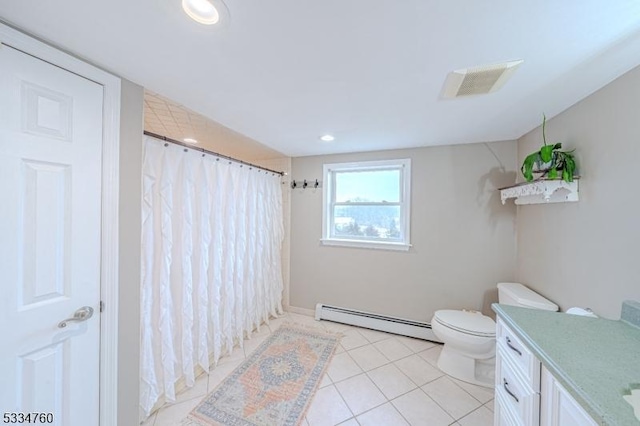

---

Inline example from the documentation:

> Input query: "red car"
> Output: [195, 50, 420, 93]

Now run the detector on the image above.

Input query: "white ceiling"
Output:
[2, 1, 640, 157]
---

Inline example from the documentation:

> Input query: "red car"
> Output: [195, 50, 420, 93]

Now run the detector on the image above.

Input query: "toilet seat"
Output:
[433, 310, 496, 338]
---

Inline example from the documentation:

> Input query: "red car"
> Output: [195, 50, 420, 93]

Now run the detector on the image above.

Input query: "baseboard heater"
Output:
[315, 304, 442, 343]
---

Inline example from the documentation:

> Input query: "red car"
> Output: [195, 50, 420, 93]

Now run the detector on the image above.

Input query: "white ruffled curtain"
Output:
[140, 136, 284, 416]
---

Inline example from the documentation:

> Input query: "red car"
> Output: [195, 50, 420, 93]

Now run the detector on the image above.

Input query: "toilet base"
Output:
[437, 345, 495, 388]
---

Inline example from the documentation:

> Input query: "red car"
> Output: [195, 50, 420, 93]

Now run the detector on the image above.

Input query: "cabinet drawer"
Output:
[495, 345, 539, 425]
[495, 389, 524, 426]
[496, 319, 540, 389]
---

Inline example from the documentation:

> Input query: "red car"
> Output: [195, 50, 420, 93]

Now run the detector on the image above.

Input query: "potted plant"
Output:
[521, 115, 576, 182]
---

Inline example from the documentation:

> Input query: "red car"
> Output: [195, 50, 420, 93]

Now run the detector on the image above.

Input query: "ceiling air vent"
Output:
[442, 60, 523, 98]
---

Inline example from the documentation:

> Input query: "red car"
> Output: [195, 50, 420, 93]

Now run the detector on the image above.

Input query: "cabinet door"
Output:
[540, 366, 597, 426]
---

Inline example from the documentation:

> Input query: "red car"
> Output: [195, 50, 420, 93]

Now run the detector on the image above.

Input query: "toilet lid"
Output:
[433, 310, 496, 337]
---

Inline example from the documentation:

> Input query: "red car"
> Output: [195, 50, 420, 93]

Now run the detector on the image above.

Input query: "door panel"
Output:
[18, 340, 69, 415]
[21, 160, 71, 308]
[0, 44, 103, 426]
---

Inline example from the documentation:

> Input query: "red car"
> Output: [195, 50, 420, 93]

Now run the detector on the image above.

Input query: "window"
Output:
[322, 159, 411, 251]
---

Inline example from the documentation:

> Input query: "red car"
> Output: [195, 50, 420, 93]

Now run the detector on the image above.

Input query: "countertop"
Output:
[492, 303, 640, 426]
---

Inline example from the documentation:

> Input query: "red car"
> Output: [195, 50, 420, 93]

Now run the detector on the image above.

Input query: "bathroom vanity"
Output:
[493, 302, 640, 426]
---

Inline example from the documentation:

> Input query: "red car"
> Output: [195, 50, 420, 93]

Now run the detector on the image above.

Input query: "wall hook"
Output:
[291, 180, 297, 189]
[314, 179, 319, 188]
[303, 179, 308, 189]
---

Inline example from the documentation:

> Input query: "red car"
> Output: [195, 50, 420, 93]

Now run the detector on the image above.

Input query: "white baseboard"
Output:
[315, 303, 441, 342]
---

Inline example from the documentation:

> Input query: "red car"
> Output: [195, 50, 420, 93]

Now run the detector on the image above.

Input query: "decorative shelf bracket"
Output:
[499, 178, 579, 205]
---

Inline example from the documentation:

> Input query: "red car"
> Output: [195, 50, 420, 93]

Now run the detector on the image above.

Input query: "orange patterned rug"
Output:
[182, 324, 340, 426]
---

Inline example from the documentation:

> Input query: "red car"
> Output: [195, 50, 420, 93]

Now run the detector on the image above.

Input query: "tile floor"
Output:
[141, 312, 494, 426]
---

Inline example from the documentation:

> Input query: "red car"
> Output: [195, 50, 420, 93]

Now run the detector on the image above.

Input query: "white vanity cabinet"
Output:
[494, 319, 597, 426]
[540, 366, 597, 426]
[495, 319, 540, 425]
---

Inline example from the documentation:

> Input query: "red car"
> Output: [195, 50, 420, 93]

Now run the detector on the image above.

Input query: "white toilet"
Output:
[431, 282, 558, 387]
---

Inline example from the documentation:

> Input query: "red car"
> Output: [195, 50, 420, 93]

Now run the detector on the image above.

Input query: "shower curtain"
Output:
[139, 136, 284, 416]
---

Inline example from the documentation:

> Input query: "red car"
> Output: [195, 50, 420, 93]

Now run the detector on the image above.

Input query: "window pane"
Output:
[333, 205, 401, 239]
[335, 170, 400, 203]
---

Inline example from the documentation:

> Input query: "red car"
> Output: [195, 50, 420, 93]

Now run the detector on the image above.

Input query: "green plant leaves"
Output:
[540, 145, 555, 162]
[520, 148, 576, 182]
[521, 152, 540, 182]
[520, 116, 577, 183]
[563, 153, 575, 182]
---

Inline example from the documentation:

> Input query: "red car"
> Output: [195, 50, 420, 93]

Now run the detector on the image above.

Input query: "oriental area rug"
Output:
[182, 324, 341, 426]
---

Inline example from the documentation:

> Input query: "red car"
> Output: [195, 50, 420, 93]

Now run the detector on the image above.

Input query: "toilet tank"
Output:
[497, 282, 559, 311]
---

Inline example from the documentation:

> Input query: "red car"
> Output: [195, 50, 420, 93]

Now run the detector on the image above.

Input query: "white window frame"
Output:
[321, 159, 411, 251]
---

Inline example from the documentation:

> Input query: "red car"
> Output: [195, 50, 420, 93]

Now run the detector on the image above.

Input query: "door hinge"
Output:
[100, 301, 104, 313]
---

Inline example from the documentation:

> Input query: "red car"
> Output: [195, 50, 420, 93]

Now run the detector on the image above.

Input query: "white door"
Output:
[0, 42, 103, 425]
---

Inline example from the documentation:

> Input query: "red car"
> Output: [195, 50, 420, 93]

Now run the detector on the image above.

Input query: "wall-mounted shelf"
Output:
[499, 178, 579, 205]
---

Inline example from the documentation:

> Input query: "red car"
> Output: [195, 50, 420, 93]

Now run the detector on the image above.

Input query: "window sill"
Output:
[320, 238, 411, 252]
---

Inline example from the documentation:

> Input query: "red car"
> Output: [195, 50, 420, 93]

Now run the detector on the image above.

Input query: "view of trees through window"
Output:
[331, 169, 402, 240]
[334, 205, 401, 239]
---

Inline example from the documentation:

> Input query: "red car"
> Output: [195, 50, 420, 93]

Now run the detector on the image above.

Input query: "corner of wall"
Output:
[118, 78, 144, 426]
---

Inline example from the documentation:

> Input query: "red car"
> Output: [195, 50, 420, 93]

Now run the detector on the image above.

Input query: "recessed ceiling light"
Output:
[320, 134, 335, 142]
[184, 138, 198, 144]
[182, 0, 220, 25]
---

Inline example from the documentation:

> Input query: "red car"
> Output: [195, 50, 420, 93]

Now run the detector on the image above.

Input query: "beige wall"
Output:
[516, 65, 640, 320]
[290, 141, 518, 321]
[118, 79, 144, 425]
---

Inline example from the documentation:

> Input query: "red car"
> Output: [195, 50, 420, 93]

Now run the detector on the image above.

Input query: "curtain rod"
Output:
[143, 131, 285, 176]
